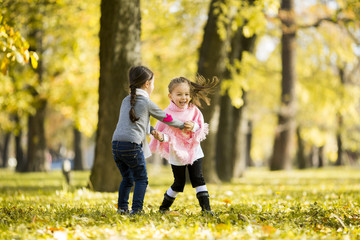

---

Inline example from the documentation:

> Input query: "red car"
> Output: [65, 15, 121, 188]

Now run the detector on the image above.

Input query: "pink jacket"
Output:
[149, 101, 209, 165]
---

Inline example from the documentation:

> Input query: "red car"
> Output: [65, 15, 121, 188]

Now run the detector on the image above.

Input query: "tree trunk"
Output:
[197, 0, 231, 184]
[216, 93, 233, 181]
[232, 105, 248, 178]
[73, 127, 85, 170]
[309, 145, 318, 167]
[296, 127, 307, 169]
[24, 16, 47, 172]
[25, 51, 47, 172]
[246, 121, 253, 167]
[217, 18, 257, 180]
[270, 0, 296, 171]
[15, 129, 25, 172]
[335, 68, 345, 166]
[0, 132, 11, 168]
[216, 23, 241, 182]
[335, 115, 344, 166]
[231, 28, 256, 178]
[318, 146, 324, 167]
[89, 0, 141, 192]
[26, 99, 47, 171]
[0, 135, 3, 167]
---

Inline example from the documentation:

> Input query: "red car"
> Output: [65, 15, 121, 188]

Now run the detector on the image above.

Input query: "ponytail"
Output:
[190, 74, 219, 108]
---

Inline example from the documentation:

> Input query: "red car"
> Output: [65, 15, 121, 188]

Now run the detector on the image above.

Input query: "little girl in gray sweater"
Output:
[112, 66, 189, 215]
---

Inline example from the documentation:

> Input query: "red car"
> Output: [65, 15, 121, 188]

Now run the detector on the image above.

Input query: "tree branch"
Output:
[297, 17, 354, 29]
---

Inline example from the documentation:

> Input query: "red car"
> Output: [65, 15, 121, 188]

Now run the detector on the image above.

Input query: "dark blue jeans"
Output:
[112, 141, 148, 213]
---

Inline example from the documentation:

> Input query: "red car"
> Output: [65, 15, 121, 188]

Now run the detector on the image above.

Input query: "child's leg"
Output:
[159, 188, 177, 212]
[188, 159, 212, 213]
[170, 164, 186, 192]
[131, 153, 148, 214]
[117, 161, 134, 211]
[159, 165, 186, 212]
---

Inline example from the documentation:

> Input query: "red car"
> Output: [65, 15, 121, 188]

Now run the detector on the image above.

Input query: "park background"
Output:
[1, 0, 360, 239]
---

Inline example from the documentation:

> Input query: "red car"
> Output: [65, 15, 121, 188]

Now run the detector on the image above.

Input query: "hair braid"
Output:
[127, 66, 154, 122]
[129, 86, 139, 123]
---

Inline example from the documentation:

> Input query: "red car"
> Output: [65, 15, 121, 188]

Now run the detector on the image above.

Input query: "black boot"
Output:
[197, 191, 213, 215]
[159, 193, 175, 212]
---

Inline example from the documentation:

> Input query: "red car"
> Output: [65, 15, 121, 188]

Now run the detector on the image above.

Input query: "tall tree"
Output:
[216, 0, 263, 180]
[231, 34, 256, 178]
[270, 0, 296, 170]
[197, 0, 231, 183]
[25, 8, 47, 172]
[89, 0, 141, 192]
[73, 128, 85, 170]
[216, 26, 256, 181]
[295, 0, 360, 169]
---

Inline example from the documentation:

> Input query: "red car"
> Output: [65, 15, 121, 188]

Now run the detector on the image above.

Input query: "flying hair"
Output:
[168, 74, 219, 108]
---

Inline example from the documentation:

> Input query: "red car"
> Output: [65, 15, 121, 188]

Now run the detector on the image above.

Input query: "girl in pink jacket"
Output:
[149, 75, 218, 214]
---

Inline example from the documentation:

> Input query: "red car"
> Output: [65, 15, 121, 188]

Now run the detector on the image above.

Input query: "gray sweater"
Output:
[112, 95, 184, 144]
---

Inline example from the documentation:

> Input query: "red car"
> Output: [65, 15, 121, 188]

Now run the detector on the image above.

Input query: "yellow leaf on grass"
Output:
[262, 225, 277, 234]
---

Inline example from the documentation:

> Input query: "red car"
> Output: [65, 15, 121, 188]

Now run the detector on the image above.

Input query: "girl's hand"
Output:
[184, 121, 195, 132]
[152, 130, 164, 142]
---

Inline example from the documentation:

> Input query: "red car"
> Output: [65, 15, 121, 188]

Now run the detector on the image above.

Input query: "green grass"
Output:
[1, 166, 360, 239]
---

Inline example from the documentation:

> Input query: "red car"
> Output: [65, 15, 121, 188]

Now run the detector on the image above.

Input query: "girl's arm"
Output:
[183, 121, 200, 133]
[151, 130, 169, 142]
[148, 100, 185, 130]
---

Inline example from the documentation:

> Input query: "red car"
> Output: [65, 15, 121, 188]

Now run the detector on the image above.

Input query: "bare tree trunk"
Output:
[335, 68, 346, 166]
[26, 99, 47, 171]
[318, 146, 325, 167]
[246, 121, 253, 167]
[89, 0, 141, 192]
[26, 54, 47, 172]
[0, 132, 11, 168]
[335, 115, 344, 166]
[231, 28, 256, 178]
[216, 93, 233, 181]
[232, 105, 248, 178]
[270, 0, 296, 171]
[217, 16, 257, 180]
[197, 0, 231, 184]
[309, 146, 318, 167]
[15, 129, 25, 172]
[73, 127, 85, 170]
[296, 127, 307, 169]
[216, 23, 241, 182]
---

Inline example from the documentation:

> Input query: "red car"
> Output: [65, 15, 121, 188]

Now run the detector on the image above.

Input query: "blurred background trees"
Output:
[1, 0, 99, 171]
[0, 0, 359, 187]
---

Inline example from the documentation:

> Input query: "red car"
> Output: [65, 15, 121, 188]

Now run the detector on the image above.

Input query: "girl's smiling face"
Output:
[168, 82, 191, 109]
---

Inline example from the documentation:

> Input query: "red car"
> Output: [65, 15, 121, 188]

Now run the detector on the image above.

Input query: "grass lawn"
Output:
[1, 165, 360, 239]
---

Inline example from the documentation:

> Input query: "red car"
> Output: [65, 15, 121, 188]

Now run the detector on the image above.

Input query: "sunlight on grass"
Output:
[1, 166, 360, 239]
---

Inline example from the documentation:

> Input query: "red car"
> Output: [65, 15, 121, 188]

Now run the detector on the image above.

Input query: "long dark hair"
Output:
[128, 66, 154, 122]
[168, 74, 218, 108]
